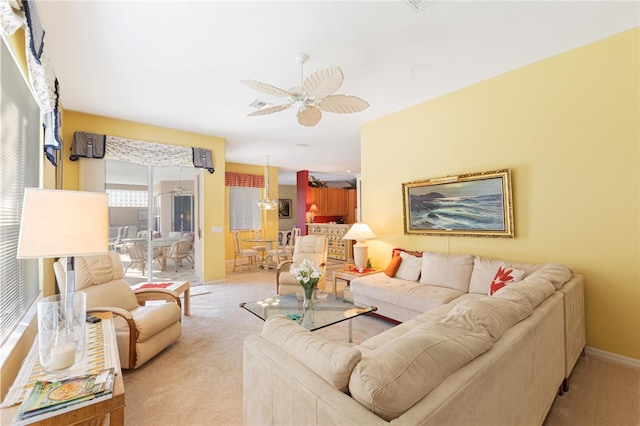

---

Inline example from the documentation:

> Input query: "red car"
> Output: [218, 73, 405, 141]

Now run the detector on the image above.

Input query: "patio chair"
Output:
[165, 239, 193, 272]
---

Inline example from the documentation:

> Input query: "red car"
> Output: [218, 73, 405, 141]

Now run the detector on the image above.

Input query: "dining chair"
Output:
[265, 230, 291, 269]
[286, 227, 301, 259]
[232, 231, 258, 272]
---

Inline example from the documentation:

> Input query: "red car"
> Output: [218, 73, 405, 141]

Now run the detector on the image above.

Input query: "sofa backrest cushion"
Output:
[447, 296, 532, 342]
[291, 235, 328, 268]
[395, 251, 422, 281]
[527, 263, 573, 290]
[260, 315, 361, 393]
[419, 251, 474, 292]
[493, 276, 555, 310]
[349, 316, 492, 421]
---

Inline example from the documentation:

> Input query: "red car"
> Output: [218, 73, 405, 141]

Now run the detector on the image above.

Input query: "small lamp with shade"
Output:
[343, 223, 376, 272]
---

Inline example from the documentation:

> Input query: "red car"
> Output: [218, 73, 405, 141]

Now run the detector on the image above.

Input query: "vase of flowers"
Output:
[290, 258, 323, 309]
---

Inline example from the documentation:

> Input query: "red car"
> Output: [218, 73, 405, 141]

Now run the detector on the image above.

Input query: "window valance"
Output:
[71, 131, 214, 173]
[225, 172, 264, 188]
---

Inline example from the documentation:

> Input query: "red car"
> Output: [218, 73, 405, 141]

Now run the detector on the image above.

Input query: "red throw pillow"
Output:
[489, 266, 524, 295]
[384, 256, 402, 277]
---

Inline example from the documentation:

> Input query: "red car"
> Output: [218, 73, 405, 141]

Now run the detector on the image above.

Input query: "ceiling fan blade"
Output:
[302, 67, 344, 98]
[297, 106, 322, 127]
[318, 95, 369, 114]
[240, 79, 292, 98]
[247, 104, 292, 117]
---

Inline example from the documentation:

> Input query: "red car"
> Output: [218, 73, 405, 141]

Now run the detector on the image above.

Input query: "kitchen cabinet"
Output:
[309, 188, 355, 217]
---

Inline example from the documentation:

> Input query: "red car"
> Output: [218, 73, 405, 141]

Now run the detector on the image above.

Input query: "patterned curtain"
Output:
[225, 172, 264, 188]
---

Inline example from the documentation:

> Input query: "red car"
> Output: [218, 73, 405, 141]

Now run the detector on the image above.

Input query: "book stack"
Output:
[15, 368, 115, 423]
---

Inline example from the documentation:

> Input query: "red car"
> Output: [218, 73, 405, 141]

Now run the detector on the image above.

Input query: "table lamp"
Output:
[343, 223, 376, 271]
[17, 188, 109, 374]
[309, 204, 319, 223]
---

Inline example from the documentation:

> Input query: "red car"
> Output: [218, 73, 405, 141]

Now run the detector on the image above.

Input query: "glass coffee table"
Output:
[240, 293, 377, 343]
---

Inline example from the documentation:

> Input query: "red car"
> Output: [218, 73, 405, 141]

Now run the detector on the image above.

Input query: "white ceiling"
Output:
[35, 1, 639, 185]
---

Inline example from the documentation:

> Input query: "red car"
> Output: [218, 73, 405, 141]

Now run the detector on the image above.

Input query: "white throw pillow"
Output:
[394, 251, 422, 281]
[419, 251, 474, 292]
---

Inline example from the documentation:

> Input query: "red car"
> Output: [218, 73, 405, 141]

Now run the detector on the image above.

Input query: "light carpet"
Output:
[121, 268, 640, 426]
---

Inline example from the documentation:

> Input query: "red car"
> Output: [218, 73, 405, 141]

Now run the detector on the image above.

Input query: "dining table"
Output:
[242, 238, 277, 269]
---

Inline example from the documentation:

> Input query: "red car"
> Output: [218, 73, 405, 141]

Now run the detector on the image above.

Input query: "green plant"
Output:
[308, 175, 328, 188]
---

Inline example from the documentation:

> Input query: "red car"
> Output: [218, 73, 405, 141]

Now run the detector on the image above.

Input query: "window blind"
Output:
[0, 38, 40, 345]
[229, 187, 261, 231]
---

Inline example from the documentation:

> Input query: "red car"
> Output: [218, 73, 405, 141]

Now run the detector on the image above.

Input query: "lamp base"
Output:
[352, 242, 368, 272]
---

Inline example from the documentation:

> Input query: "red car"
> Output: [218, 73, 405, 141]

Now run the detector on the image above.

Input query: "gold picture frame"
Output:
[402, 169, 514, 238]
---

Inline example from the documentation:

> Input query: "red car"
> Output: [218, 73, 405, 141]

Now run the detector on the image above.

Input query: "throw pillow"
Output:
[489, 265, 525, 295]
[384, 255, 402, 277]
[395, 251, 422, 281]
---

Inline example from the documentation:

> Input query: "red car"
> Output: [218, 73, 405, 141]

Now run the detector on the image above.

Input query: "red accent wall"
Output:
[296, 171, 309, 235]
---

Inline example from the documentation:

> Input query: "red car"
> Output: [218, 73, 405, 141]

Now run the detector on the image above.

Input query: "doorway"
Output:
[105, 160, 201, 285]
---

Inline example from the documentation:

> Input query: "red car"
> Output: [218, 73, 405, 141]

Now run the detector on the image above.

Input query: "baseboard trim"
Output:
[585, 346, 640, 369]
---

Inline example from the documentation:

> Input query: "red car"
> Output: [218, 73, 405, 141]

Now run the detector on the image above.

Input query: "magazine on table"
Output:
[15, 368, 114, 422]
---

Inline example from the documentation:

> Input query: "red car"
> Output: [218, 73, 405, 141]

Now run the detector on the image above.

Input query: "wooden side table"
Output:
[1, 312, 125, 426]
[131, 281, 191, 316]
[332, 268, 381, 295]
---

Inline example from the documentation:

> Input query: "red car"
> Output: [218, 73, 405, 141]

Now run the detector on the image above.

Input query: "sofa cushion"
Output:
[419, 251, 474, 292]
[395, 251, 422, 281]
[350, 274, 465, 315]
[383, 255, 402, 277]
[489, 265, 525, 295]
[260, 315, 361, 393]
[349, 316, 492, 421]
[447, 296, 532, 342]
[132, 302, 182, 343]
[493, 276, 555, 310]
[527, 263, 572, 290]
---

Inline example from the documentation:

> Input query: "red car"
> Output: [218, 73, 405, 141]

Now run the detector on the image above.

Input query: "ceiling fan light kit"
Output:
[242, 53, 369, 127]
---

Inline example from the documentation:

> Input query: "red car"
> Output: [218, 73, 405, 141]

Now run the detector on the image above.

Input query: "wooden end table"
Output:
[1, 312, 125, 426]
[332, 268, 381, 295]
[131, 280, 191, 316]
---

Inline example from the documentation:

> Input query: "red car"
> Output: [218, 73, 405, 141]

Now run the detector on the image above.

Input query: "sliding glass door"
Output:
[105, 160, 200, 285]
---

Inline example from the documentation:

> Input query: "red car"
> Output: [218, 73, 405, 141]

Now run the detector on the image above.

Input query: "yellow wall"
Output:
[224, 162, 279, 260]
[61, 111, 227, 282]
[361, 28, 640, 360]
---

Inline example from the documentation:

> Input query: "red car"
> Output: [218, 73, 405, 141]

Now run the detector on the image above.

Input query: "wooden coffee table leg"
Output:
[184, 286, 191, 316]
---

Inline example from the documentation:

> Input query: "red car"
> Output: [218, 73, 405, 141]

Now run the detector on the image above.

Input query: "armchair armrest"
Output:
[276, 260, 294, 283]
[88, 306, 137, 367]
[134, 288, 181, 309]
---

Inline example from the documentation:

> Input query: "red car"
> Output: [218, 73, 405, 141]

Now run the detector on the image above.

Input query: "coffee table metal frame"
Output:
[240, 293, 377, 343]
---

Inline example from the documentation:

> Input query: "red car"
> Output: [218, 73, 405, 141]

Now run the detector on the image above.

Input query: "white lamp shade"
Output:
[17, 188, 109, 259]
[343, 223, 376, 241]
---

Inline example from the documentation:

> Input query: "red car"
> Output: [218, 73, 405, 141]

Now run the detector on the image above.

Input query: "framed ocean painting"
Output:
[402, 169, 514, 238]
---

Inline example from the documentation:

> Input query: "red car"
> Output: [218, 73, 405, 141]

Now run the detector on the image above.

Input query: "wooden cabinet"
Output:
[307, 223, 352, 261]
[309, 188, 354, 216]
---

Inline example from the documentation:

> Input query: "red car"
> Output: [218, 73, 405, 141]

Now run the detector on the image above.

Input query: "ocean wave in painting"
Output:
[409, 193, 505, 230]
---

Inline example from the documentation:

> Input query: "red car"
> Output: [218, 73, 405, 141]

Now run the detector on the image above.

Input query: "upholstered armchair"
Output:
[276, 234, 328, 294]
[54, 251, 182, 369]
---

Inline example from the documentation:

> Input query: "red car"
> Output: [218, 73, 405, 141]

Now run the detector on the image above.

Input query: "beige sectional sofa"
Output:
[243, 249, 585, 425]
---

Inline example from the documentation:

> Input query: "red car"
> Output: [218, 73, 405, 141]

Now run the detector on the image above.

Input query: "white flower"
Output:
[290, 259, 323, 289]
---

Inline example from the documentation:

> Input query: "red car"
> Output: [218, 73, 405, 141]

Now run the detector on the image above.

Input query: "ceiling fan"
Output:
[241, 53, 369, 127]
